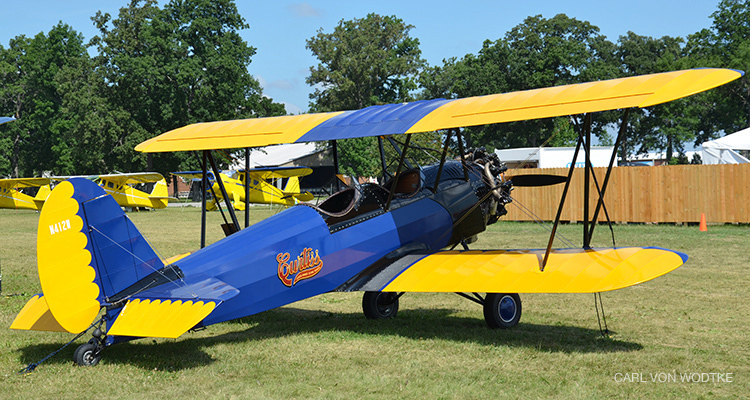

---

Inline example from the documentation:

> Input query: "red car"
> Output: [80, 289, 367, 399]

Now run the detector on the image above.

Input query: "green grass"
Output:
[1, 207, 748, 399]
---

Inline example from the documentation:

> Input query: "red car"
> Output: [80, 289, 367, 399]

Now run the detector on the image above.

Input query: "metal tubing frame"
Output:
[331, 140, 340, 191]
[201, 151, 208, 248]
[431, 129, 453, 193]
[378, 136, 389, 182]
[206, 150, 240, 232]
[455, 129, 470, 182]
[385, 134, 412, 211]
[245, 147, 250, 228]
[455, 292, 485, 306]
[386, 136, 414, 170]
[588, 109, 630, 240]
[542, 135, 584, 270]
[583, 114, 592, 248]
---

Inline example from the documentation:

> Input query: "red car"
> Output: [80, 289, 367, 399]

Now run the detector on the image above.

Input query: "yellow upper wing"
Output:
[135, 68, 742, 153]
[245, 166, 313, 180]
[96, 172, 165, 186]
[0, 177, 53, 188]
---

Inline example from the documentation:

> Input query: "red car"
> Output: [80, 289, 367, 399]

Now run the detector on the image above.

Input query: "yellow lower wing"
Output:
[383, 247, 685, 293]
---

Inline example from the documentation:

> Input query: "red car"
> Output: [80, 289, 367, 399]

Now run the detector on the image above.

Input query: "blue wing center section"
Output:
[297, 99, 450, 142]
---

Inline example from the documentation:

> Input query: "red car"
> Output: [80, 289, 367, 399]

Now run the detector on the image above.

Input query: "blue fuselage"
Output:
[178, 196, 453, 326]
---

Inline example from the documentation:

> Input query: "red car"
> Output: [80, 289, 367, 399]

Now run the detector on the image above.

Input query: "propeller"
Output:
[506, 174, 567, 187]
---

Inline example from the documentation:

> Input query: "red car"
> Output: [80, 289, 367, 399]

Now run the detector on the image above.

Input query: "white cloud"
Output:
[281, 101, 303, 115]
[256, 75, 296, 91]
[287, 3, 323, 18]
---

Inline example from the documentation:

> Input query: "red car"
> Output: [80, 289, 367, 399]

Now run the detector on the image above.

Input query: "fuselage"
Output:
[172, 161, 495, 326]
[208, 173, 301, 209]
[99, 178, 168, 209]
[0, 186, 39, 210]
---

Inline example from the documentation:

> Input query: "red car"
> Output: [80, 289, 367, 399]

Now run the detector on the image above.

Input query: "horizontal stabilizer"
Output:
[107, 299, 216, 338]
[107, 275, 239, 338]
[382, 247, 687, 293]
[10, 294, 67, 332]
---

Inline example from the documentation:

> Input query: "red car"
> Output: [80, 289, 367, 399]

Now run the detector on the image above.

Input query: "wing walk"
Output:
[135, 68, 743, 153]
[382, 247, 687, 293]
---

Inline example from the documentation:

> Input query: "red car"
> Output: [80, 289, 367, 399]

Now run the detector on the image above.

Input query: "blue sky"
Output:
[2, 0, 721, 115]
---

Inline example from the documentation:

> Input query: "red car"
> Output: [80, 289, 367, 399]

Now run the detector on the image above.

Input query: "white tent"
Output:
[701, 128, 750, 164]
[495, 146, 616, 169]
[231, 142, 319, 169]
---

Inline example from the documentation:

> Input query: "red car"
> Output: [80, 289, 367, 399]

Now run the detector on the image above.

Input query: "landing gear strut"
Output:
[74, 328, 105, 366]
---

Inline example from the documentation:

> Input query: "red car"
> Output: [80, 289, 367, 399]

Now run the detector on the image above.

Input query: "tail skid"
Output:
[11, 178, 237, 339]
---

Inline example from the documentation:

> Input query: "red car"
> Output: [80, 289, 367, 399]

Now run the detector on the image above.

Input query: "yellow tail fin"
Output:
[148, 178, 170, 208]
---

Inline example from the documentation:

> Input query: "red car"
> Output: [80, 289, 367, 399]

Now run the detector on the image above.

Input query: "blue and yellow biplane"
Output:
[10, 68, 743, 367]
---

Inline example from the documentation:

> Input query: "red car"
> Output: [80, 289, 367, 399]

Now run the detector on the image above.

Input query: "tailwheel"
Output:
[74, 341, 102, 366]
[74, 328, 105, 367]
[483, 293, 522, 329]
[362, 291, 401, 319]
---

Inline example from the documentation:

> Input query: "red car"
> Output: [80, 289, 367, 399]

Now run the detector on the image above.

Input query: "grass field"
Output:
[1, 206, 747, 399]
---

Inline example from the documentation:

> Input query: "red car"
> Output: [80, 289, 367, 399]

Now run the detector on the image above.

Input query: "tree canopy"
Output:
[305, 13, 426, 177]
[2, 0, 749, 179]
[0, 0, 284, 178]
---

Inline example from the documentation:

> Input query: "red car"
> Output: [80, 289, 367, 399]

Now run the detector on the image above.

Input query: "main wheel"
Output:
[483, 293, 521, 329]
[362, 291, 399, 319]
[73, 342, 102, 367]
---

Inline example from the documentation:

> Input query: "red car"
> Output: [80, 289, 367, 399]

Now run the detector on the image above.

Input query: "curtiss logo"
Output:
[277, 248, 323, 287]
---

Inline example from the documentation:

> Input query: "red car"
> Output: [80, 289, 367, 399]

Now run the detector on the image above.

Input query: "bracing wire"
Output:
[594, 292, 610, 337]
[507, 196, 577, 248]
[88, 225, 198, 299]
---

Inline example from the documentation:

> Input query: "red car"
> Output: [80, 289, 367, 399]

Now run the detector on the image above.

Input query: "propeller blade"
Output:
[508, 174, 567, 187]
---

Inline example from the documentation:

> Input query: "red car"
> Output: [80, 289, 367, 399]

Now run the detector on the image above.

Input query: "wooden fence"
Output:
[503, 163, 750, 224]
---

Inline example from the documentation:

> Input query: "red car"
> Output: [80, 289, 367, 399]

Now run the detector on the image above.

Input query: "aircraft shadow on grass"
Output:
[17, 307, 641, 371]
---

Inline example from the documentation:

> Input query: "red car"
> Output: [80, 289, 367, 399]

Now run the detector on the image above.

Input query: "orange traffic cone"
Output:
[699, 213, 707, 232]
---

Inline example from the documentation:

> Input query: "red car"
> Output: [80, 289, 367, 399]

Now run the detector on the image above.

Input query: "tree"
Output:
[616, 32, 691, 163]
[684, 0, 750, 133]
[91, 0, 284, 174]
[306, 13, 425, 112]
[306, 14, 426, 177]
[0, 23, 91, 177]
[419, 14, 619, 151]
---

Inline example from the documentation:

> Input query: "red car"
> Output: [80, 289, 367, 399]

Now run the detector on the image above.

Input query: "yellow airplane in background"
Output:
[0, 173, 170, 211]
[97, 172, 171, 210]
[0, 178, 52, 210]
[174, 166, 314, 210]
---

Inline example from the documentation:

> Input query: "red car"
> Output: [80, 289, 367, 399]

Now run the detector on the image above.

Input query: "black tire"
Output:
[483, 293, 521, 329]
[73, 342, 102, 367]
[362, 291, 399, 319]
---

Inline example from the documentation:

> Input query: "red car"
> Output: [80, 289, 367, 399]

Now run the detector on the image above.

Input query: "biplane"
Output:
[173, 166, 314, 211]
[10, 68, 743, 367]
